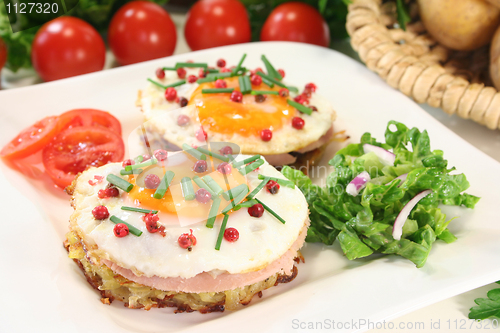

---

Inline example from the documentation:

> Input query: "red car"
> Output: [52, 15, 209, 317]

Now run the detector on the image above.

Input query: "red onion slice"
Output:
[385, 173, 408, 186]
[392, 190, 433, 240]
[363, 144, 396, 166]
[346, 171, 371, 196]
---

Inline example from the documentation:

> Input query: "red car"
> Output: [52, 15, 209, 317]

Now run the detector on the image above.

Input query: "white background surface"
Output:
[1, 10, 500, 333]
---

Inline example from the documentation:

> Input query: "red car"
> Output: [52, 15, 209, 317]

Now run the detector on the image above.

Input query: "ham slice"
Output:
[102, 221, 309, 293]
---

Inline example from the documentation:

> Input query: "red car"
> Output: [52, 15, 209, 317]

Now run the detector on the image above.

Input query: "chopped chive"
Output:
[193, 176, 216, 197]
[182, 143, 207, 160]
[255, 72, 298, 93]
[162, 67, 177, 71]
[154, 171, 175, 199]
[147, 78, 186, 89]
[262, 77, 275, 88]
[222, 184, 248, 201]
[222, 185, 249, 214]
[106, 174, 134, 192]
[109, 215, 143, 236]
[215, 213, 229, 250]
[232, 155, 261, 168]
[181, 177, 195, 201]
[261, 55, 282, 80]
[233, 198, 258, 211]
[176, 62, 207, 69]
[258, 174, 295, 188]
[250, 90, 279, 95]
[248, 177, 270, 199]
[134, 155, 144, 163]
[201, 88, 235, 94]
[232, 53, 247, 75]
[255, 198, 286, 224]
[238, 159, 264, 175]
[287, 99, 312, 116]
[206, 68, 220, 73]
[120, 168, 143, 176]
[202, 175, 224, 196]
[196, 147, 229, 162]
[125, 158, 158, 171]
[238, 75, 252, 94]
[121, 206, 158, 214]
[206, 197, 221, 228]
[206, 72, 233, 79]
[197, 77, 216, 84]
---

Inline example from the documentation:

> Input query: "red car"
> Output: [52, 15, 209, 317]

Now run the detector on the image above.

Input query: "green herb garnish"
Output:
[202, 175, 224, 196]
[197, 77, 217, 84]
[106, 174, 133, 192]
[181, 177, 195, 201]
[121, 206, 158, 214]
[232, 154, 261, 168]
[147, 78, 186, 89]
[287, 99, 312, 116]
[125, 158, 158, 171]
[196, 147, 230, 162]
[109, 215, 143, 236]
[206, 197, 221, 228]
[261, 55, 282, 80]
[182, 143, 207, 160]
[222, 184, 248, 201]
[238, 75, 252, 94]
[254, 198, 286, 224]
[162, 67, 177, 71]
[153, 171, 175, 199]
[201, 88, 235, 94]
[469, 281, 500, 320]
[120, 168, 143, 176]
[215, 213, 229, 250]
[248, 177, 270, 199]
[255, 71, 298, 93]
[222, 185, 249, 214]
[175, 62, 207, 69]
[233, 198, 258, 211]
[251, 90, 279, 95]
[258, 174, 295, 188]
[193, 176, 216, 197]
[238, 159, 264, 175]
[232, 53, 247, 75]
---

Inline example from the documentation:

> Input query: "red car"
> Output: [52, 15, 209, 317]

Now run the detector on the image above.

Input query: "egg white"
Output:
[70, 156, 309, 279]
[137, 67, 336, 155]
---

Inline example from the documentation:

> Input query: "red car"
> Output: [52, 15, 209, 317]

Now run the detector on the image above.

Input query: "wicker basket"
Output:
[346, 0, 500, 130]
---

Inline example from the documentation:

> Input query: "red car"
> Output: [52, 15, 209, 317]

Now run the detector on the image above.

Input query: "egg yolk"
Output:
[189, 77, 294, 137]
[126, 153, 248, 220]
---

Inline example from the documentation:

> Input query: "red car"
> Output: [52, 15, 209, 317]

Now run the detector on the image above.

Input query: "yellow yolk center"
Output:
[189, 76, 294, 137]
[127, 153, 248, 220]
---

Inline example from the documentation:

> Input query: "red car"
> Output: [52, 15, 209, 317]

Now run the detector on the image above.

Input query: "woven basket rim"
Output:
[346, 0, 500, 130]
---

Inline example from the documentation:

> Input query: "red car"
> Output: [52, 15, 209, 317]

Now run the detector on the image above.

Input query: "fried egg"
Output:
[137, 58, 336, 160]
[69, 153, 308, 283]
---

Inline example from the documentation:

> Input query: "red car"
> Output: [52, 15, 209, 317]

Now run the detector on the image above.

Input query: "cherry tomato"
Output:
[0, 37, 7, 71]
[260, 2, 330, 47]
[0, 116, 60, 160]
[42, 126, 124, 188]
[108, 1, 177, 65]
[57, 109, 122, 135]
[184, 0, 251, 51]
[31, 17, 106, 82]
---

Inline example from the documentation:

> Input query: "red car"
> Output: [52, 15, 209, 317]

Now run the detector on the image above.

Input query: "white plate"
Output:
[1, 42, 499, 333]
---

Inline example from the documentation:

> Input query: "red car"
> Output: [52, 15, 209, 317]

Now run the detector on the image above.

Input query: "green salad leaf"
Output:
[469, 281, 500, 320]
[282, 121, 479, 267]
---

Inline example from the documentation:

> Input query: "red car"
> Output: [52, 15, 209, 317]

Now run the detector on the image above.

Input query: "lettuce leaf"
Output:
[283, 121, 479, 267]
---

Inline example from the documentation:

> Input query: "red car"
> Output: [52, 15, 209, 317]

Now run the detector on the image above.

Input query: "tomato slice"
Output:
[42, 126, 125, 188]
[0, 116, 60, 160]
[57, 109, 122, 135]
